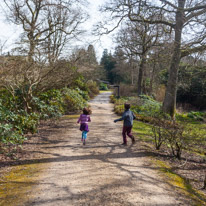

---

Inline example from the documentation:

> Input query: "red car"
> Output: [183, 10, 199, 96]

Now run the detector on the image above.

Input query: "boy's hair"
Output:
[83, 107, 92, 115]
[124, 103, 131, 110]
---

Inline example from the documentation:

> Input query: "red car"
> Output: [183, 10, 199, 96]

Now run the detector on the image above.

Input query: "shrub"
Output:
[187, 111, 204, 121]
[75, 88, 90, 101]
[138, 95, 164, 118]
[99, 82, 108, 90]
[151, 119, 167, 150]
[0, 123, 26, 145]
[62, 88, 87, 113]
[36, 89, 65, 119]
[87, 80, 99, 97]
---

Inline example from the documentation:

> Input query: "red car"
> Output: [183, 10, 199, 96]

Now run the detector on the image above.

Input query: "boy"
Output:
[114, 103, 136, 145]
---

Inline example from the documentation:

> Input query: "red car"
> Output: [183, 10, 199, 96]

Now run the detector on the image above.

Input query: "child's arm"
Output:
[114, 113, 126, 123]
[88, 116, 91, 122]
[77, 114, 81, 123]
[133, 112, 136, 120]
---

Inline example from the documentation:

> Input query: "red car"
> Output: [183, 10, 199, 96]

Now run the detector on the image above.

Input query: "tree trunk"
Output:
[28, 39, 35, 62]
[163, 0, 186, 118]
[149, 63, 156, 96]
[137, 54, 146, 96]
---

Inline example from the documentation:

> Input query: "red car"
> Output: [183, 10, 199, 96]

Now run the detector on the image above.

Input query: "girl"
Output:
[77, 107, 91, 145]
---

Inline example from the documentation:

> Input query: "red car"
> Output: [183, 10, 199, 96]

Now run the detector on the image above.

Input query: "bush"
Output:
[75, 88, 90, 101]
[187, 111, 204, 121]
[138, 95, 165, 118]
[87, 80, 99, 97]
[36, 89, 65, 119]
[0, 123, 26, 145]
[62, 88, 87, 113]
[99, 82, 108, 90]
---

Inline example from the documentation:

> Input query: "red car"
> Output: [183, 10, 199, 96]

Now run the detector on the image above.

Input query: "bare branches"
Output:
[3, 0, 88, 62]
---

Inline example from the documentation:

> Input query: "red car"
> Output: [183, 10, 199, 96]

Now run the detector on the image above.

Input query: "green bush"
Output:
[0, 123, 26, 145]
[0, 85, 94, 147]
[187, 111, 204, 121]
[36, 89, 65, 119]
[87, 80, 99, 97]
[138, 95, 165, 118]
[99, 82, 108, 90]
[75, 88, 90, 101]
[62, 88, 87, 113]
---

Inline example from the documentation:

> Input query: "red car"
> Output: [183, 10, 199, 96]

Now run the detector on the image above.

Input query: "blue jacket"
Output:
[114, 109, 136, 127]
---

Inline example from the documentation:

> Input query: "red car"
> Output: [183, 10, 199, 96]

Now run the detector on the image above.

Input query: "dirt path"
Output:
[25, 92, 189, 206]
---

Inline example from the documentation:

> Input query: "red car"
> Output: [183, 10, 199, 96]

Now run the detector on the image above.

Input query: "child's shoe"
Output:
[121, 142, 127, 146]
[83, 140, 86, 145]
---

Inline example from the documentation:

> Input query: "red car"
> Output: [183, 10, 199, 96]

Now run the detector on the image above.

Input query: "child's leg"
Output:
[122, 126, 127, 144]
[82, 131, 88, 145]
[83, 131, 88, 140]
[81, 132, 84, 141]
[126, 127, 135, 143]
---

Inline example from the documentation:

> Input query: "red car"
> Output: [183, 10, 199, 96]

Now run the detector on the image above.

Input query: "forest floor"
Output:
[0, 92, 205, 205]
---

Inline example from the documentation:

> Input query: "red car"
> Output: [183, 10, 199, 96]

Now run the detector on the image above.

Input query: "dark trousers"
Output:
[122, 126, 134, 143]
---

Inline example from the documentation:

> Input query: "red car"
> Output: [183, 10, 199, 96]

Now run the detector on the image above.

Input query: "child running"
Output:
[114, 103, 136, 146]
[77, 107, 91, 145]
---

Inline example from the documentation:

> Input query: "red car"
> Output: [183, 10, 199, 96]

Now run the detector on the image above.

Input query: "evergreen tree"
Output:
[100, 49, 116, 84]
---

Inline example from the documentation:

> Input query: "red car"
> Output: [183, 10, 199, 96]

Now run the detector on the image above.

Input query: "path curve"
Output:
[27, 92, 189, 206]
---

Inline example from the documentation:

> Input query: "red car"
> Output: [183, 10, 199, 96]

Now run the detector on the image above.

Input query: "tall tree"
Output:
[3, 0, 88, 62]
[100, 49, 116, 84]
[98, 0, 206, 117]
[115, 21, 165, 95]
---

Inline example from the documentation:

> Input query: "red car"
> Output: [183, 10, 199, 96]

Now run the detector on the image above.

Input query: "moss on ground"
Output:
[152, 159, 206, 206]
[0, 163, 45, 206]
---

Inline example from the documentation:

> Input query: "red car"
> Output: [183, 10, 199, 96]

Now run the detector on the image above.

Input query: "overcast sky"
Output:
[0, 0, 115, 61]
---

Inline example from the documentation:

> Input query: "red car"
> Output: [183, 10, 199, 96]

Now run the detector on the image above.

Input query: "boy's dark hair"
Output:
[83, 107, 92, 115]
[124, 103, 131, 110]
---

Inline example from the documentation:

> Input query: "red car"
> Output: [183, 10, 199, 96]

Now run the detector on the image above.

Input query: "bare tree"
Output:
[98, 0, 206, 117]
[3, 0, 88, 62]
[0, 56, 42, 112]
[115, 20, 166, 95]
[1, 0, 88, 112]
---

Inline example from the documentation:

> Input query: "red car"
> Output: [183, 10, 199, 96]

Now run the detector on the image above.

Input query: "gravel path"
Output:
[27, 92, 189, 206]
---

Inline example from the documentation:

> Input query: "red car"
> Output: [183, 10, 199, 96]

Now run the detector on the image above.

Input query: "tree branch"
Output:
[181, 44, 206, 57]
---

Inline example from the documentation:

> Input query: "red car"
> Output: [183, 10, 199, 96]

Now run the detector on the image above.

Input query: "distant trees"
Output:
[98, 0, 206, 117]
[100, 49, 116, 84]
[115, 20, 168, 95]
[70, 45, 98, 66]
[177, 56, 206, 109]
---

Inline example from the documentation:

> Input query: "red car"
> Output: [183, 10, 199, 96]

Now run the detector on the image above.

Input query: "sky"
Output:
[0, 0, 115, 61]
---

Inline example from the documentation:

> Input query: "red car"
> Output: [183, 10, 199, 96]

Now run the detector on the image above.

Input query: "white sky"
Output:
[0, 0, 115, 61]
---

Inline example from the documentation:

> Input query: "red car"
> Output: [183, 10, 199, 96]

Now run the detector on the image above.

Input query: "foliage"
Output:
[0, 83, 92, 147]
[99, 82, 108, 91]
[177, 63, 206, 110]
[35, 89, 64, 119]
[112, 94, 206, 159]
[100, 49, 116, 84]
[176, 111, 205, 122]
[0, 103, 37, 145]
[138, 95, 163, 118]
[187, 111, 205, 121]
[87, 80, 99, 97]
[62, 88, 87, 113]
[75, 88, 90, 101]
